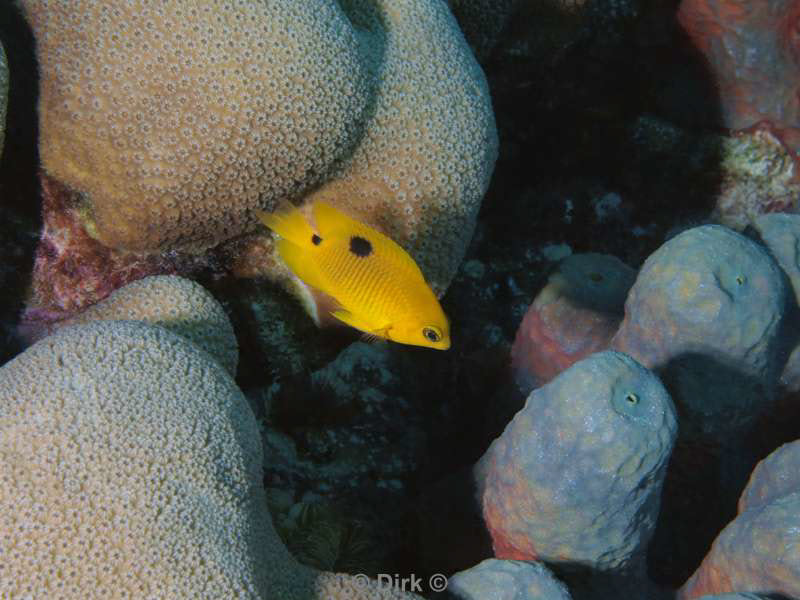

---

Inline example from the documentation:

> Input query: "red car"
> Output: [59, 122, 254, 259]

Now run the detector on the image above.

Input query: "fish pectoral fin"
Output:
[361, 325, 392, 343]
[330, 309, 387, 337]
[275, 238, 327, 292]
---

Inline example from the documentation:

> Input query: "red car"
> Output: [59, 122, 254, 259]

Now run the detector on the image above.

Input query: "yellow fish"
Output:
[256, 201, 451, 350]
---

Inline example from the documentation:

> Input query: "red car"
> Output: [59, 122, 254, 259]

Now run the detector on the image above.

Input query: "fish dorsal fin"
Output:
[312, 201, 426, 281]
[312, 201, 362, 238]
[256, 207, 316, 248]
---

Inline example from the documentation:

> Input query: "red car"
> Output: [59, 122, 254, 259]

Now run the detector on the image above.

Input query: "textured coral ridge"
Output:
[611, 224, 787, 437]
[36, 275, 239, 376]
[678, 441, 800, 599]
[0, 321, 288, 598]
[477, 350, 678, 570]
[0, 320, 423, 599]
[284, 0, 498, 294]
[676, 0, 800, 153]
[22, 0, 497, 296]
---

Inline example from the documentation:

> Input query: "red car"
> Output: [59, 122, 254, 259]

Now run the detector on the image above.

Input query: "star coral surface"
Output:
[20, 0, 498, 317]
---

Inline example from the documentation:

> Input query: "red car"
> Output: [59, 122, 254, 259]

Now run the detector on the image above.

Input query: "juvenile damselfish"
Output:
[257, 201, 451, 350]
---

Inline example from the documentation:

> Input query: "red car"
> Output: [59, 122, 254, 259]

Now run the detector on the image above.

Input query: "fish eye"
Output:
[422, 327, 442, 343]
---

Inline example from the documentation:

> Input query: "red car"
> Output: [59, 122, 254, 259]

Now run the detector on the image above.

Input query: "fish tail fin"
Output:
[256, 207, 316, 248]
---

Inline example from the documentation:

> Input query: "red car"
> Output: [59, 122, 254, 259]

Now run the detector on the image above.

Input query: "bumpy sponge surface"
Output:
[678, 492, 800, 599]
[611, 225, 787, 437]
[751, 213, 800, 391]
[477, 350, 677, 570]
[449, 559, 573, 600]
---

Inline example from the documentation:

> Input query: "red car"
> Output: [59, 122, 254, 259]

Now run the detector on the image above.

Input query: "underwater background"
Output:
[1, 1, 800, 598]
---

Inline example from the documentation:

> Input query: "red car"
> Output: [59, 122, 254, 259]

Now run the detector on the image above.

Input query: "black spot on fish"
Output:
[349, 235, 372, 257]
[312, 234, 322, 245]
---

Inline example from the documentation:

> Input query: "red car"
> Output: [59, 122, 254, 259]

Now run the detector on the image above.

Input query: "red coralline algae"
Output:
[677, 0, 800, 153]
[19, 174, 212, 342]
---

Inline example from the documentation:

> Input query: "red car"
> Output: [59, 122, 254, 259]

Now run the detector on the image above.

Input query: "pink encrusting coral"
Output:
[20, 175, 208, 327]
[678, 442, 800, 599]
[676, 0, 800, 154]
[476, 350, 677, 571]
[510, 253, 636, 392]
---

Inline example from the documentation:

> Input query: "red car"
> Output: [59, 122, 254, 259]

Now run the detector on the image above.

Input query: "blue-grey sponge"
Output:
[752, 212, 800, 391]
[449, 559, 572, 600]
[477, 350, 677, 571]
[611, 224, 787, 437]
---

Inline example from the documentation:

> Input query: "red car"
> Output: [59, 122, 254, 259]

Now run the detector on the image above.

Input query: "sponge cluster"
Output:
[611, 225, 787, 438]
